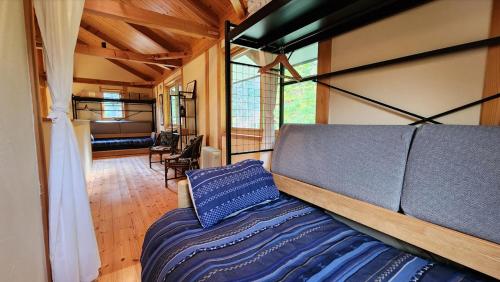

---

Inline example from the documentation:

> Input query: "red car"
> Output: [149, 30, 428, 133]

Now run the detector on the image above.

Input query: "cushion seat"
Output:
[151, 146, 173, 152]
[91, 137, 154, 151]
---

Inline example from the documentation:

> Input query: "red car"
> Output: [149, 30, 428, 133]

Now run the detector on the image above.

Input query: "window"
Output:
[169, 83, 181, 125]
[232, 55, 261, 129]
[102, 92, 123, 119]
[283, 43, 318, 124]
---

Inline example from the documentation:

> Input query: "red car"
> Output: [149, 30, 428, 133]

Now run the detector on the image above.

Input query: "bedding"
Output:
[91, 136, 154, 151]
[141, 195, 488, 282]
[186, 159, 280, 228]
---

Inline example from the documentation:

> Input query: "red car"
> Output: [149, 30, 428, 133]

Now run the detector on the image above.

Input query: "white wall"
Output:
[327, 0, 492, 125]
[0, 1, 47, 281]
[42, 120, 93, 180]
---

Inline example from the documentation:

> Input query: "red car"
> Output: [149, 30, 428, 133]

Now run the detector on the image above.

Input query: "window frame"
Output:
[101, 91, 124, 119]
[168, 80, 182, 126]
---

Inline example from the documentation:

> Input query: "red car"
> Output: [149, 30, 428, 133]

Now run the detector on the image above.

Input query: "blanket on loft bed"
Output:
[141, 195, 488, 282]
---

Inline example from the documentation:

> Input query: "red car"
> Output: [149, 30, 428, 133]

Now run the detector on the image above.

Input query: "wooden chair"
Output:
[164, 135, 203, 186]
[149, 131, 179, 168]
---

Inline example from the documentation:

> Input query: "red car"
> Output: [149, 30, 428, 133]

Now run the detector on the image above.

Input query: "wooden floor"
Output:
[87, 154, 180, 282]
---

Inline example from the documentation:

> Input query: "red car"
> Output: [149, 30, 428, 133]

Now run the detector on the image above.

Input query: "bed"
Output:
[141, 195, 487, 282]
[90, 120, 154, 151]
[141, 124, 499, 281]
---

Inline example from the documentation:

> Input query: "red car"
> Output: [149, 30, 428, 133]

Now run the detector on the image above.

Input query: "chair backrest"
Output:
[155, 131, 178, 146]
[191, 135, 203, 159]
[179, 135, 204, 159]
[170, 133, 180, 150]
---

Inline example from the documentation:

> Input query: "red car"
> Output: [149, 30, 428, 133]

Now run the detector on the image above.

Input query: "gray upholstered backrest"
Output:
[90, 121, 120, 134]
[401, 125, 500, 244]
[90, 121, 152, 135]
[120, 121, 152, 134]
[272, 124, 416, 211]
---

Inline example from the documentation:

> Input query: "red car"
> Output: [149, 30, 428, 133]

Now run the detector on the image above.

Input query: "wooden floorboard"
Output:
[87, 155, 180, 282]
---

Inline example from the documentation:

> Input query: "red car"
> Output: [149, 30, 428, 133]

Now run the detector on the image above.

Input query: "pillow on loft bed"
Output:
[186, 159, 280, 228]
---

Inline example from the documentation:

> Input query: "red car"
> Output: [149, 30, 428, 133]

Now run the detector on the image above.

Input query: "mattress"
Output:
[141, 195, 489, 282]
[91, 137, 153, 151]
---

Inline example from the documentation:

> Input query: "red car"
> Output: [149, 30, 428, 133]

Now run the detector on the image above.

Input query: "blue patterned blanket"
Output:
[141, 195, 488, 282]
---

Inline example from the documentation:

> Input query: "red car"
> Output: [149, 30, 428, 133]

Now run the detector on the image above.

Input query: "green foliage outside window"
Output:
[283, 61, 317, 124]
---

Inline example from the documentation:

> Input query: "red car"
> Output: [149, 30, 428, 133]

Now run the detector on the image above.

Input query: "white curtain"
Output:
[33, 1, 100, 281]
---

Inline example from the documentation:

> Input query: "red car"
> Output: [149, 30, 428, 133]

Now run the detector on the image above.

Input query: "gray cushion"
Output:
[90, 121, 120, 134]
[90, 120, 152, 135]
[401, 125, 500, 244]
[120, 121, 152, 133]
[272, 124, 415, 211]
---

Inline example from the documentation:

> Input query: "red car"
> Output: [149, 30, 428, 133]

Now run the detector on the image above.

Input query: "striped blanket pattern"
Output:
[141, 195, 487, 282]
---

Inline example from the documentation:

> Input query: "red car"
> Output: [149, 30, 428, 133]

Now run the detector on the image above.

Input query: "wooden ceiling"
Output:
[37, 0, 249, 85]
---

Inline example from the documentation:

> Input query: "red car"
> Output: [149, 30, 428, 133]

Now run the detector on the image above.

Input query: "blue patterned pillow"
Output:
[186, 159, 280, 228]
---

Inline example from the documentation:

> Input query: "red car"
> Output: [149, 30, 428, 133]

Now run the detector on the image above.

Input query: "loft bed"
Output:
[140, 1, 499, 281]
[224, 0, 500, 163]
[72, 95, 157, 154]
[224, 0, 500, 278]
[72, 95, 156, 126]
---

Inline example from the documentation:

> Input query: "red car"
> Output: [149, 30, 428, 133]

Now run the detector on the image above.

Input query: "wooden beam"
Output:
[146, 64, 165, 75]
[316, 39, 332, 124]
[107, 59, 154, 81]
[40, 73, 154, 88]
[128, 23, 188, 52]
[75, 43, 182, 67]
[480, 0, 500, 125]
[179, 0, 219, 27]
[273, 173, 500, 279]
[151, 51, 191, 60]
[229, 0, 246, 19]
[205, 51, 210, 146]
[79, 23, 165, 76]
[72, 77, 154, 88]
[84, 0, 219, 39]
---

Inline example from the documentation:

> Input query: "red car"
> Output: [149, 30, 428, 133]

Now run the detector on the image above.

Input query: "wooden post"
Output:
[480, 1, 500, 125]
[316, 39, 332, 124]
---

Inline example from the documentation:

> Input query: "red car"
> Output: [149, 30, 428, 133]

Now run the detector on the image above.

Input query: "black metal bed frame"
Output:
[225, 1, 500, 164]
[72, 95, 157, 131]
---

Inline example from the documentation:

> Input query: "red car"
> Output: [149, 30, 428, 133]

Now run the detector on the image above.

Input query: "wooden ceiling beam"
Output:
[75, 43, 182, 67]
[151, 51, 192, 60]
[107, 59, 154, 81]
[178, 0, 219, 27]
[40, 73, 154, 88]
[73, 77, 154, 88]
[84, 0, 219, 39]
[229, 0, 247, 19]
[128, 23, 188, 52]
[146, 64, 165, 75]
[79, 24, 165, 76]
